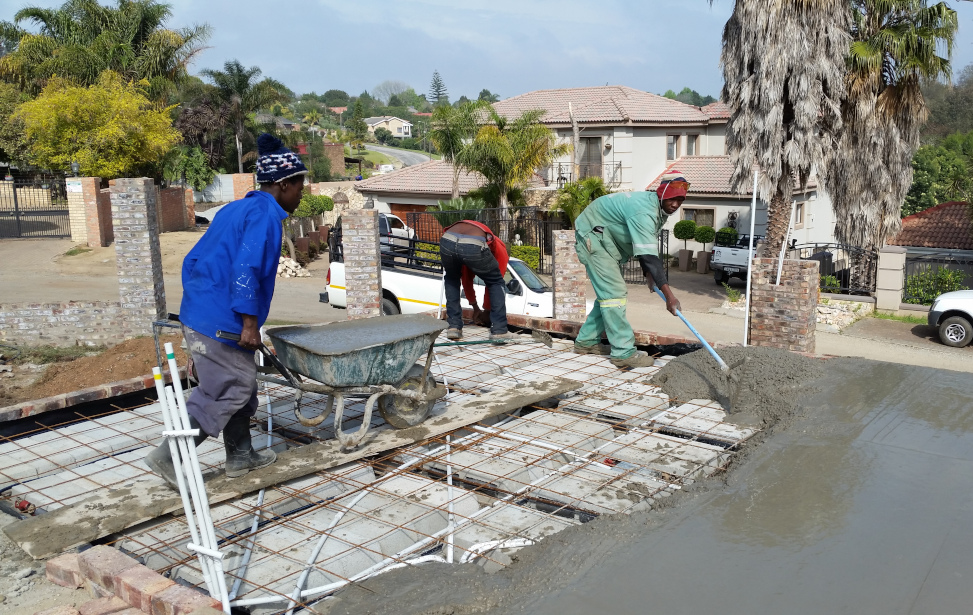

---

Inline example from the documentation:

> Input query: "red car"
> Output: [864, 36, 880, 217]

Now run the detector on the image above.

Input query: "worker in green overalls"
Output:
[573, 170, 689, 368]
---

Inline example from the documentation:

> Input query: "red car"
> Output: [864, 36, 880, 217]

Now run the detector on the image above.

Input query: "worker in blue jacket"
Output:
[144, 134, 306, 488]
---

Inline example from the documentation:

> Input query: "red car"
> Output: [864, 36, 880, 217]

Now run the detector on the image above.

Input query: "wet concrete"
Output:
[325, 359, 973, 615]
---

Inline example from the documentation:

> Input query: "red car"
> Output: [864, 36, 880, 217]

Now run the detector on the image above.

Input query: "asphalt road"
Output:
[364, 145, 431, 167]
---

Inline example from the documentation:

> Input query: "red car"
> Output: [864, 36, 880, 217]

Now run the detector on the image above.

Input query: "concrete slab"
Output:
[528, 461, 670, 516]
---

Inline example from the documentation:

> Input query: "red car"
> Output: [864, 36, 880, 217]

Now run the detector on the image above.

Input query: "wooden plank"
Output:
[4, 377, 581, 559]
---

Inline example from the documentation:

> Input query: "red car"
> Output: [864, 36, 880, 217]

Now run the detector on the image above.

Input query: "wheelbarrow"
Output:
[217, 315, 448, 449]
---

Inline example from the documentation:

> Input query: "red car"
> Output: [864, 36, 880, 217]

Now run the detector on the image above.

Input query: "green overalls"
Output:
[574, 191, 668, 360]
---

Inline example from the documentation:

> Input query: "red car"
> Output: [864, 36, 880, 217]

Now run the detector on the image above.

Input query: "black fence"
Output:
[0, 176, 70, 238]
[621, 230, 669, 284]
[790, 243, 878, 296]
[549, 162, 623, 189]
[903, 252, 973, 305]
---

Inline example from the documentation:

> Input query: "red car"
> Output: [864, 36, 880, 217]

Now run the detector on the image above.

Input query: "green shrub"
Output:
[294, 250, 310, 267]
[673, 220, 696, 250]
[722, 282, 742, 303]
[416, 242, 441, 263]
[694, 225, 716, 250]
[509, 245, 540, 270]
[717, 226, 738, 245]
[293, 193, 334, 218]
[820, 275, 841, 293]
[904, 267, 969, 305]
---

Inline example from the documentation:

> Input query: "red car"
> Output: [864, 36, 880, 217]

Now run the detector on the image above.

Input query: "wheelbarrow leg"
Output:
[419, 343, 436, 395]
[334, 391, 383, 449]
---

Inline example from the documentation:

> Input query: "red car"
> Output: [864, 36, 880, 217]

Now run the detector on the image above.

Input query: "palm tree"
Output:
[552, 177, 610, 228]
[459, 108, 570, 229]
[302, 109, 322, 133]
[715, 0, 850, 257]
[0, 0, 210, 99]
[823, 0, 959, 253]
[429, 99, 486, 199]
[200, 59, 288, 173]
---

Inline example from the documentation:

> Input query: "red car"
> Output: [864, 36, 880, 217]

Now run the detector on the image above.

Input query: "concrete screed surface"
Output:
[319, 357, 973, 615]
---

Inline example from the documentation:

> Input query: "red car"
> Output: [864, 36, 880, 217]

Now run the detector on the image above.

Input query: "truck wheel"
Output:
[939, 316, 972, 348]
[714, 270, 729, 285]
[381, 298, 400, 316]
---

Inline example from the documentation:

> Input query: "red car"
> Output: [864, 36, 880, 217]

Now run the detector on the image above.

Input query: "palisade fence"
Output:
[790, 243, 878, 296]
[902, 252, 973, 305]
[0, 176, 70, 238]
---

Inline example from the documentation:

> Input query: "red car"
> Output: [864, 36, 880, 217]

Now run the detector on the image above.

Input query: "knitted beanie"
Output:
[255, 134, 309, 184]
[656, 170, 689, 201]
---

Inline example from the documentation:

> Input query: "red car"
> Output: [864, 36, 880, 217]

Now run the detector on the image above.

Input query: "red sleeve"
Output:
[460, 265, 478, 307]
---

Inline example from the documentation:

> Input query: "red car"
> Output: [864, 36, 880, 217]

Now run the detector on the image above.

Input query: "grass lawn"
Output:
[377, 143, 442, 160]
[871, 312, 929, 326]
[350, 149, 393, 167]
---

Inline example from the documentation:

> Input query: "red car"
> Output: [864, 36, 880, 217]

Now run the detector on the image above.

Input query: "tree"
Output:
[459, 108, 570, 225]
[551, 177, 610, 227]
[163, 144, 216, 191]
[903, 138, 973, 215]
[429, 70, 448, 106]
[823, 0, 959, 253]
[429, 100, 486, 199]
[372, 79, 410, 105]
[348, 99, 368, 149]
[0, 82, 28, 164]
[0, 0, 210, 99]
[387, 94, 403, 108]
[174, 95, 231, 170]
[478, 89, 500, 103]
[321, 89, 349, 107]
[716, 0, 849, 257]
[304, 132, 332, 182]
[924, 63, 973, 139]
[302, 109, 322, 129]
[14, 71, 180, 177]
[200, 59, 289, 173]
[373, 126, 394, 145]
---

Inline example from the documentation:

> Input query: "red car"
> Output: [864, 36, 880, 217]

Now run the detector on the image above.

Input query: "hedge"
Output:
[509, 245, 540, 270]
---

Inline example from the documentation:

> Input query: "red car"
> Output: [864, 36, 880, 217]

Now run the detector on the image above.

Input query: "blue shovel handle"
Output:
[652, 286, 729, 372]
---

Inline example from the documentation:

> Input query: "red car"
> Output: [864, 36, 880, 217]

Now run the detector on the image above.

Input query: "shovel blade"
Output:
[531, 330, 554, 348]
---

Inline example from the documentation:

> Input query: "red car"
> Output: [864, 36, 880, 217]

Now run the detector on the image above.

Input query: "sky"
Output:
[4, 0, 973, 102]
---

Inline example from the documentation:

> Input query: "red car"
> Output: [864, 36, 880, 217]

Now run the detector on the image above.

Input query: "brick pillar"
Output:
[748, 258, 819, 353]
[875, 246, 907, 311]
[343, 208, 382, 319]
[110, 178, 167, 334]
[231, 173, 255, 201]
[553, 230, 587, 322]
[66, 177, 106, 246]
[184, 187, 195, 229]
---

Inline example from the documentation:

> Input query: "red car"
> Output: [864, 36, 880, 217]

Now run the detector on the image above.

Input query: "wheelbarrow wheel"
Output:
[379, 375, 437, 429]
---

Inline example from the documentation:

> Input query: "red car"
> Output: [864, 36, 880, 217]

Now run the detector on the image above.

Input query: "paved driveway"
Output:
[365, 145, 431, 167]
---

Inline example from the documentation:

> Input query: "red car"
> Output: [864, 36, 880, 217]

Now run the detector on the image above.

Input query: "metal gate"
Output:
[0, 177, 71, 238]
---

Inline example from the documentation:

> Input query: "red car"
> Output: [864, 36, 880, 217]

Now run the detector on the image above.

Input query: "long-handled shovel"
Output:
[652, 286, 746, 410]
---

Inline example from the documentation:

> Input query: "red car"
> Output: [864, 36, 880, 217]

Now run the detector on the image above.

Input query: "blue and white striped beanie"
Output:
[255, 133, 308, 184]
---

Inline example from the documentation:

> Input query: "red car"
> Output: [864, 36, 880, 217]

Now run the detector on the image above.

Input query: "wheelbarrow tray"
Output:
[266, 315, 447, 388]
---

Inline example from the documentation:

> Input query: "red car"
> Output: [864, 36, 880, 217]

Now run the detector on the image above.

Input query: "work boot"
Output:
[573, 342, 611, 356]
[609, 351, 656, 369]
[446, 328, 462, 340]
[490, 331, 519, 343]
[144, 416, 208, 490]
[223, 414, 276, 478]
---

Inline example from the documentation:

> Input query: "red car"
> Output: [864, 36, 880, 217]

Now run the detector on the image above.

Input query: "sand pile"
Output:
[649, 346, 824, 427]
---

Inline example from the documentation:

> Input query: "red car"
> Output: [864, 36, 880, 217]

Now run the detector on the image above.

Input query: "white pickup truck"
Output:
[321, 258, 566, 317]
[710, 234, 762, 285]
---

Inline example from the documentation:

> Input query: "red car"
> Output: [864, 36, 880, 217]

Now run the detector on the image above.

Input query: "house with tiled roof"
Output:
[355, 160, 485, 219]
[888, 201, 973, 253]
[364, 116, 412, 138]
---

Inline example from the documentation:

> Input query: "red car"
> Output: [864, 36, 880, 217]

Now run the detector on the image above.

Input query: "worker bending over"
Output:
[145, 134, 306, 488]
[440, 220, 515, 341]
[573, 171, 688, 368]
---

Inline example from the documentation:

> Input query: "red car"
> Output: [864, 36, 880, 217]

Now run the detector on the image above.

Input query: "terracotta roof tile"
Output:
[355, 160, 485, 196]
[493, 86, 708, 125]
[645, 156, 817, 195]
[888, 201, 973, 250]
[701, 101, 730, 120]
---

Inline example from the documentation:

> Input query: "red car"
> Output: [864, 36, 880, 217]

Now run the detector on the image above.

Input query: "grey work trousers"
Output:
[182, 326, 258, 437]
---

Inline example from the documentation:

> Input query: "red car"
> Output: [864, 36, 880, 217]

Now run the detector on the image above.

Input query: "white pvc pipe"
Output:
[446, 434, 455, 564]
[742, 170, 759, 347]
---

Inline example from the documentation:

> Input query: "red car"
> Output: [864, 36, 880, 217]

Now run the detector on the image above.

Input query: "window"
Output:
[578, 137, 603, 179]
[396, 127, 402, 134]
[686, 135, 699, 156]
[683, 208, 715, 228]
[794, 201, 805, 229]
[666, 135, 680, 161]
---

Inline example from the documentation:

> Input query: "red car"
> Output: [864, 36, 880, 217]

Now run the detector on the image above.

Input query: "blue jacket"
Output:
[180, 191, 287, 349]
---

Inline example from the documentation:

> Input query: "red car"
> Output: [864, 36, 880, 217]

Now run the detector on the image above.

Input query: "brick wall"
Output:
[157, 186, 193, 232]
[748, 258, 819, 353]
[553, 230, 587, 322]
[342, 208, 382, 319]
[66, 178, 89, 244]
[0, 301, 128, 346]
[324, 143, 344, 178]
[111, 178, 167, 333]
[232, 173, 255, 200]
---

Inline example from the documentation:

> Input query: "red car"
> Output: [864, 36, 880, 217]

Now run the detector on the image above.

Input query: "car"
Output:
[328, 213, 416, 262]
[928, 290, 973, 348]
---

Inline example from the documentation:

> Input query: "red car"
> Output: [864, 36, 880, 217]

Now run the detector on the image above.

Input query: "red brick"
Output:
[150, 584, 221, 615]
[47, 552, 85, 589]
[78, 546, 140, 595]
[34, 607, 81, 615]
[114, 565, 175, 612]
[78, 596, 136, 615]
